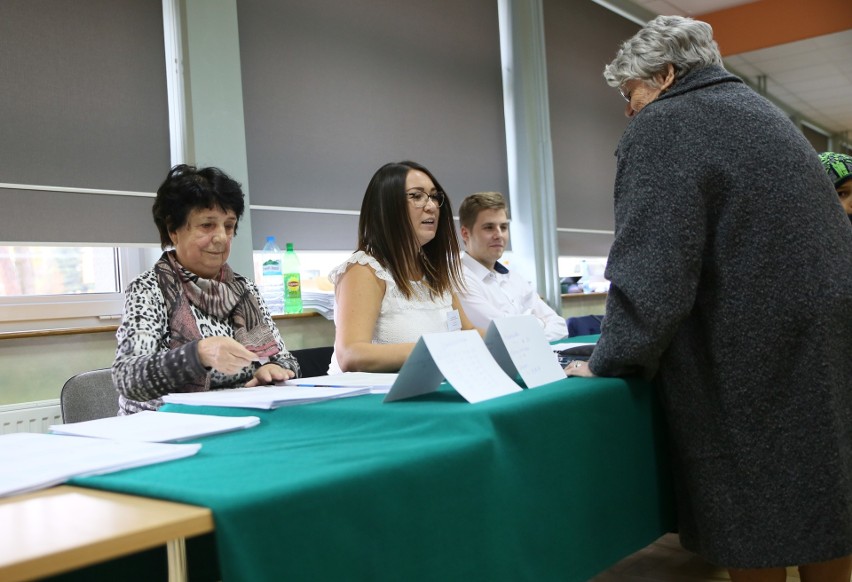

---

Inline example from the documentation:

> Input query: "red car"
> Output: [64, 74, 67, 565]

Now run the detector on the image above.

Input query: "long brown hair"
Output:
[357, 161, 464, 298]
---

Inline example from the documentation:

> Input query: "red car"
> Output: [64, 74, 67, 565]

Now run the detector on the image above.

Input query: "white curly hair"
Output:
[603, 15, 723, 89]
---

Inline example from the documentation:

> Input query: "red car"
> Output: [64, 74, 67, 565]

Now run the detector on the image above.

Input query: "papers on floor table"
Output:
[285, 372, 398, 394]
[0, 432, 201, 498]
[49, 411, 260, 443]
[162, 385, 371, 409]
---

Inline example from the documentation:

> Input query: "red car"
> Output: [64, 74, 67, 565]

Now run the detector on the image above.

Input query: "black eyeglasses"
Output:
[406, 190, 445, 208]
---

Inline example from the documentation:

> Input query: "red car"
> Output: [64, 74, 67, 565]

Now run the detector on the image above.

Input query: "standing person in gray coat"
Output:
[565, 15, 852, 582]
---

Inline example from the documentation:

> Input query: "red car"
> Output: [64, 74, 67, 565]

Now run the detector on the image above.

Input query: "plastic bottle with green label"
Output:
[282, 242, 303, 314]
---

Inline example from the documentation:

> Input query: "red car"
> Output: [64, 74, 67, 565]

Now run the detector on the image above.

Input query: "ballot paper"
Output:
[0, 432, 200, 498]
[285, 372, 398, 394]
[484, 315, 567, 388]
[49, 411, 261, 443]
[384, 330, 522, 404]
[550, 341, 597, 349]
[162, 385, 370, 409]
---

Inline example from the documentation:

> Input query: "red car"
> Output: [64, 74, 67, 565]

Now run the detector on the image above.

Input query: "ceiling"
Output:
[623, 0, 852, 145]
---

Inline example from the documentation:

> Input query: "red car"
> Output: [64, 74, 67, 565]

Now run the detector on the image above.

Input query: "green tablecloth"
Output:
[75, 364, 674, 581]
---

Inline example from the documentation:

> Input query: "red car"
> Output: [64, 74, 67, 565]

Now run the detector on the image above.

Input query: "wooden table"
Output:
[0, 485, 214, 582]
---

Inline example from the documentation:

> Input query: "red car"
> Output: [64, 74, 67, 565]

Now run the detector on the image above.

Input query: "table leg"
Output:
[166, 538, 188, 582]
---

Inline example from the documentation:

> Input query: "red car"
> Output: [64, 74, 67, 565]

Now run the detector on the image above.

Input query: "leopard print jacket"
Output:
[112, 269, 300, 415]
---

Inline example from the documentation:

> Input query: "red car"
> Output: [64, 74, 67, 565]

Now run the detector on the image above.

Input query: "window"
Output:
[0, 246, 161, 333]
[0, 246, 119, 297]
[0, 0, 170, 333]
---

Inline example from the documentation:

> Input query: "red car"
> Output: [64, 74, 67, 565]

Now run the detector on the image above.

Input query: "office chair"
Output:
[290, 346, 334, 378]
[60, 368, 120, 423]
[566, 314, 605, 337]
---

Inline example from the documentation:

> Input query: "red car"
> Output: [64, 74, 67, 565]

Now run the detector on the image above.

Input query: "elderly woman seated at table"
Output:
[112, 164, 299, 415]
[328, 160, 479, 373]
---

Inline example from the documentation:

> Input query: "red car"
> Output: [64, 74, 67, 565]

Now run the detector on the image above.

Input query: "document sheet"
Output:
[386, 330, 521, 403]
[485, 315, 567, 388]
[162, 385, 371, 409]
[0, 432, 200, 498]
[285, 372, 398, 394]
[49, 411, 261, 442]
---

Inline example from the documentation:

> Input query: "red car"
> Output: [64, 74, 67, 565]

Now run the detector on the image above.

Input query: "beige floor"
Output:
[590, 533, 850, 582]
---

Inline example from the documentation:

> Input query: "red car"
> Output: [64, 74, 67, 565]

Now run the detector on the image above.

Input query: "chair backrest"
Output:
[566, 314, 605, 337]
[60, 368, 120, 423]
[290, 346, 334, 378]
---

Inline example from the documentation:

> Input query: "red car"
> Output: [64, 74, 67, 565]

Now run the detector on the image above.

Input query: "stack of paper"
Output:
[0, 432, 200, 498]
[162, 385, 371, 409]
[49, 411, 260, 443]
[285, 372, 398, 394]
[302, 289, 335, 320]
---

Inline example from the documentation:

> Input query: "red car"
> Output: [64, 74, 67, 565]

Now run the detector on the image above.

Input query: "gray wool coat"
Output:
[588, 65, 852, 568]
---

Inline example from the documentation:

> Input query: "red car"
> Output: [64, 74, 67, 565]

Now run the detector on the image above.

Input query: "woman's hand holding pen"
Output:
[245, 363, 295, 387]
[197, 336, 257, 375]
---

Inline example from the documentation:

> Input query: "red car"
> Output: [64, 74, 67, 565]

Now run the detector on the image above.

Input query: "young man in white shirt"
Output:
[458, 192, 568, 341]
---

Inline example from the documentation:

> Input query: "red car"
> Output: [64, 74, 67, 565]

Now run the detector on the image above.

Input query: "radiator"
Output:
[0, 399, 62, 434]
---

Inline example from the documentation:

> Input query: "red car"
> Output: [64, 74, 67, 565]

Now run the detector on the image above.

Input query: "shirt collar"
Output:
[462, 252, 509, 279]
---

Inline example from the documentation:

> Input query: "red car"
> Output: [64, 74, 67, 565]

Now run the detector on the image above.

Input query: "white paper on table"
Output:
[550, 341, 597, 350]
[484, 315, 567, 388]
[284, 372, 398, 391]
[49, 411, 260, 443]
[0, 432, 200, 498]
[385, 330, 522, 404]
[162, 385, 370, 409]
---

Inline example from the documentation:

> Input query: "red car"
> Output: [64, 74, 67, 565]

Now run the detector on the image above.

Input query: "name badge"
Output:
[446, 309, 462, 332]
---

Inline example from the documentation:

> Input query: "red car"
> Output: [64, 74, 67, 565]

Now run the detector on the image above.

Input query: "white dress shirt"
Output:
[459, 253, 568, 341]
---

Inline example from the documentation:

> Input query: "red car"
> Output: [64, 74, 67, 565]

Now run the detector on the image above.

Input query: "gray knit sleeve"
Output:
[588, 113, 705, 378]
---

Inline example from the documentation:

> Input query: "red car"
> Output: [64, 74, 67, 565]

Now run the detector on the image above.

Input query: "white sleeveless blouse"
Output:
[327, 251, 453, 374]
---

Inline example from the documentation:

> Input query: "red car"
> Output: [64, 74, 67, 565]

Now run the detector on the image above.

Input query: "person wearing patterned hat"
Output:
[819, 151, 852, 220]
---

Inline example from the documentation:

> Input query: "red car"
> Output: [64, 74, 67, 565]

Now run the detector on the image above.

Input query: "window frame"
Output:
[0, 247, 159, 334]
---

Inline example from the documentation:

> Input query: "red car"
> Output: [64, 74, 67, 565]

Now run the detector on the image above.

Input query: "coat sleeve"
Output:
[589, 116, 707, 378]
[112, 275, 207, 401]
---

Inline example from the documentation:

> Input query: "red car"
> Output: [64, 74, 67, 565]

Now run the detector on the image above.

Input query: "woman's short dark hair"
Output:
[152, 164, 245, 249]
[358, 161, 464, 298]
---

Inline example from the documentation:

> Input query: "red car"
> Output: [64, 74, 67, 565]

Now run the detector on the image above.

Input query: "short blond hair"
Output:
[459, 192, 509, 230]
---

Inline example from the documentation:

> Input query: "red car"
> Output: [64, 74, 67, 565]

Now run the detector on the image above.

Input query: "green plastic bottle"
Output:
[282, 242, 303, 314]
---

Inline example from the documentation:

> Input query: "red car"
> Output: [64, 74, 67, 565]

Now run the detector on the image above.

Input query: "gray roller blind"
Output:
[544, 0, 640, 256]
[237, 0, 508, 251]
[0, 0, 170, 245]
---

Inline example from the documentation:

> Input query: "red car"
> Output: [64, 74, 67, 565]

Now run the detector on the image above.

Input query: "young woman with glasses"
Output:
[327, 160, 479, 373]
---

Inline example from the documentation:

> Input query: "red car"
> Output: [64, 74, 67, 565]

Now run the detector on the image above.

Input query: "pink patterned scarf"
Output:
[155, 251, 280, 391]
